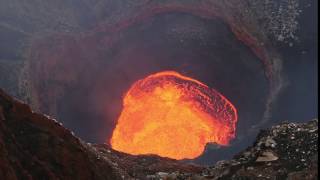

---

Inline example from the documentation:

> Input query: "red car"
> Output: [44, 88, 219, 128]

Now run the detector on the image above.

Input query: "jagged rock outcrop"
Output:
[0, 89, 318, 179]
[0, 88, 125, 179]
[180, 119, 318, 179]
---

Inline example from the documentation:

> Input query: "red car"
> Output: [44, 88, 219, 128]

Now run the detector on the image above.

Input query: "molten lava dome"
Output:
[110, 71, 237, 159]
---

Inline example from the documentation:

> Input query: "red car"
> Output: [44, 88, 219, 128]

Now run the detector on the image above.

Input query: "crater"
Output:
[28, 12, 269, 164]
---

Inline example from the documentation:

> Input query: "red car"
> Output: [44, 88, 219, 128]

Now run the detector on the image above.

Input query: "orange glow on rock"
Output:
[110, 71, 238, 159]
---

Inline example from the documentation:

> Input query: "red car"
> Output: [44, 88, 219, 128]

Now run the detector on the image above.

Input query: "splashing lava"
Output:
[110, 71, 238, 159]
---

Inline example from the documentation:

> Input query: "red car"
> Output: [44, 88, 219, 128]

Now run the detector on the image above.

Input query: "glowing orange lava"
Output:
[110, 71, 237, 159]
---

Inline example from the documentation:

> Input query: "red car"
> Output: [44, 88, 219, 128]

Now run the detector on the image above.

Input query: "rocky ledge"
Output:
[0, 88, 318, 179]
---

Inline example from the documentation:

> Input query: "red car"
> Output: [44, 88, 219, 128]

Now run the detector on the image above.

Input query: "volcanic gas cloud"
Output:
[110, 71, 237, 159]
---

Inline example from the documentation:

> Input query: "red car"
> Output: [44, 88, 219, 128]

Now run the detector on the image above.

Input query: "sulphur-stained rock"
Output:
[0, 88, 318, 179]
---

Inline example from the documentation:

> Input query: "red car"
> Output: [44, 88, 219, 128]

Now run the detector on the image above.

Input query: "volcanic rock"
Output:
[0, 88, 318, 179]
[186, 119, 318, 180]
[0, 88, 125, 179]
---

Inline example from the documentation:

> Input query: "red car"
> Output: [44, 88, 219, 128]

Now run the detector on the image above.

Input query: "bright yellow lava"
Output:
[110, 71, 237, 159]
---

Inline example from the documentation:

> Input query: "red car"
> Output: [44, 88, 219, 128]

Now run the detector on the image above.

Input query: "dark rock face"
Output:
[0, 89, 124, 180]
[0, 89, 318, 179]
